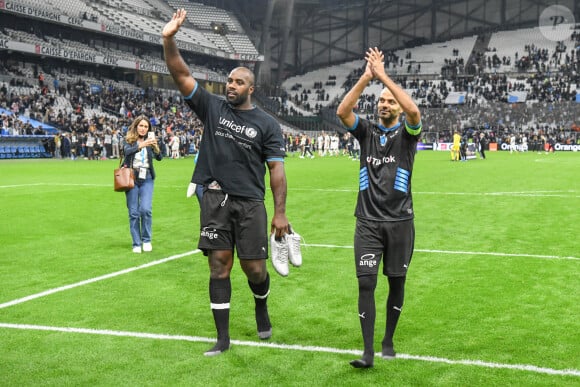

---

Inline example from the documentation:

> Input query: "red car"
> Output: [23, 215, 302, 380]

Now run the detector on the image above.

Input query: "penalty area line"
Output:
[0, 322, 578, 377]
[0, 250, 201, 310]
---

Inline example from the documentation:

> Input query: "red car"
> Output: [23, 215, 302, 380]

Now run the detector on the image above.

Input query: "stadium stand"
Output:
[167, 0, 240, 32]
[1, 1, 579, 159]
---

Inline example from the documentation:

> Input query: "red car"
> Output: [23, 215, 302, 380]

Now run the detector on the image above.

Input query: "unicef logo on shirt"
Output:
[245, 127, 257, 138]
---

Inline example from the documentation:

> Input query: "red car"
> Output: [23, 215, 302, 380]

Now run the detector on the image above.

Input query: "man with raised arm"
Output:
[337, 47, 422, 368]
[162, 9, 289, 356]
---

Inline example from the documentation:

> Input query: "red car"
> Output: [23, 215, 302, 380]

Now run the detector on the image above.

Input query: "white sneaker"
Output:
[270, 233, 289, 276]
[142, 242, 152, 252]
[287, 225, 302, 267]
[132, 246, 142, 254]
[186, 182, 197, 198]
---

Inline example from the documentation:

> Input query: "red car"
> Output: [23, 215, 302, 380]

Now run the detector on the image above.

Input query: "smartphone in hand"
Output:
[147, 132, 155, 140]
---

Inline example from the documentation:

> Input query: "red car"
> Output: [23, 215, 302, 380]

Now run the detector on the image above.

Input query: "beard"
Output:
[227, 91, 249, 107]
[378, 107, 400, 121]
[378, 110, 394, 122]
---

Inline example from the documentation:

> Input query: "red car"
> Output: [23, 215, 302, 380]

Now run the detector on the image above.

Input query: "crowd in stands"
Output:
[0, 65, 205, 159]
[271, 35, 580, 146]
[3, 26, 580, 155]
[2, 68, 577, 157]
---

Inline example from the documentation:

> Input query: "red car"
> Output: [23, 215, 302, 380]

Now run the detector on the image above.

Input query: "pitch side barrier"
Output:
[554, 143, 580, 151]
[430, 142, 580, 152]
[497, 143, 580, 152]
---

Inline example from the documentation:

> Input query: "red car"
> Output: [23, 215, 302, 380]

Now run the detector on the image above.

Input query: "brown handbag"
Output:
[114, 162, 134, 192]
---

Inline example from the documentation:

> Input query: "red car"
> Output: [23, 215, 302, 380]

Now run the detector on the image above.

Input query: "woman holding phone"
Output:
[122, 115, 163, 253]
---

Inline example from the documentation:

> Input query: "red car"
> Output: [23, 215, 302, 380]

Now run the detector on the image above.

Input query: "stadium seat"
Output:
[23, 146, 33, 158]
[5, 145, 14, 158]
[31, 145, 41, 158]
[38, 145, 49, 158]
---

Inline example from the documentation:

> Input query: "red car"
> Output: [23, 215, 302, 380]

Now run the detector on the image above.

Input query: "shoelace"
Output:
[287, 225, 305, 247]
[274, 238, 288, 262]
[287, 234, 301, 251]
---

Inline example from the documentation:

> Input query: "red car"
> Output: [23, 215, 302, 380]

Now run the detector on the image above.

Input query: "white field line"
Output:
[0, 183, 105, 188]
[1, 246, 577, 312]
[290, 188, 579, 198]
[304, 244, 580, 261]
[415, 191, 580, 198]
[1, 183, 578, 198]
[0, 245, 578, 377]
[0, 250, 201, 310]
[0, 322, 578, 377]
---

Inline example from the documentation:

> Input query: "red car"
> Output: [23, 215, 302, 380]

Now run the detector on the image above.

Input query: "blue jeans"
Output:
[125, 177, 154, 247]
[195, 184, 204, 204]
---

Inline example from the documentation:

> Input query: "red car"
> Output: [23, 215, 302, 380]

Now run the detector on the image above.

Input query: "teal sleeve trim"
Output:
[184, 83, 198, 100]
[345, 114, 359, 131]
[266, 157, 285, 162]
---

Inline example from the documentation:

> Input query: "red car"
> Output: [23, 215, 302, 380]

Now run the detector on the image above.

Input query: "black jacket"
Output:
[123, 142, 163, 180]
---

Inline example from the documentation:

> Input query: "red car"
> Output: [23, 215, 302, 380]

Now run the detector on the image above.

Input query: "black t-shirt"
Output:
[348, 116, 421, 221]
[185, 86, 286, 200]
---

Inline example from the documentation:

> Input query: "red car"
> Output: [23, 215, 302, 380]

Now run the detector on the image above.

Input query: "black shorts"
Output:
[198, 189, 268, 259]
[354, 218, 415, 277]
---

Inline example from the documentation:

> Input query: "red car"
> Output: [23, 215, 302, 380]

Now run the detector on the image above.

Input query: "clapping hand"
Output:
[365, 47, 386, 78]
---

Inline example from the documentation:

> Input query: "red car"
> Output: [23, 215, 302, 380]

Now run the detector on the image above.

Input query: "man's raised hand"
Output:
[162, 8, 187, 38]
[365, 47, 386, 78]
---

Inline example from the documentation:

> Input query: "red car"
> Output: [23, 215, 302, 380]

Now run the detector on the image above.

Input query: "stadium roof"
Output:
[226, 0, 578, 82]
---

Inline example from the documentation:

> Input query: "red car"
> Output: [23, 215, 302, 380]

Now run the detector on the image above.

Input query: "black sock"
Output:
[357, 275, 377, 358]
[249, 273, 270, 307]
[383, 276, 405, 349]
[249, 273, 271, 332]
[209, 277, 231, 342]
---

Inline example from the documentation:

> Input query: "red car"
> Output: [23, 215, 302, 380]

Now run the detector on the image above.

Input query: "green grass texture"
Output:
[1, 150, 579, 386]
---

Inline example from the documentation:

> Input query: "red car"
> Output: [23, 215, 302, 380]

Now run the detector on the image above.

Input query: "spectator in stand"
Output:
[460, 135, 468, 161]
[547, 136, 556, 153]
[478, 132, 486, 160]
[299, 133, 314, 158]
[53, 134, 61, 158]
[111, 129, 120, 159]
[104, 130, 113, 158]
[61, 133, 71, 159]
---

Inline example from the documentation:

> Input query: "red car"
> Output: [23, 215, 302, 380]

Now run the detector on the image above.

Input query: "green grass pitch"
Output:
[0, 150, 579, 386]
